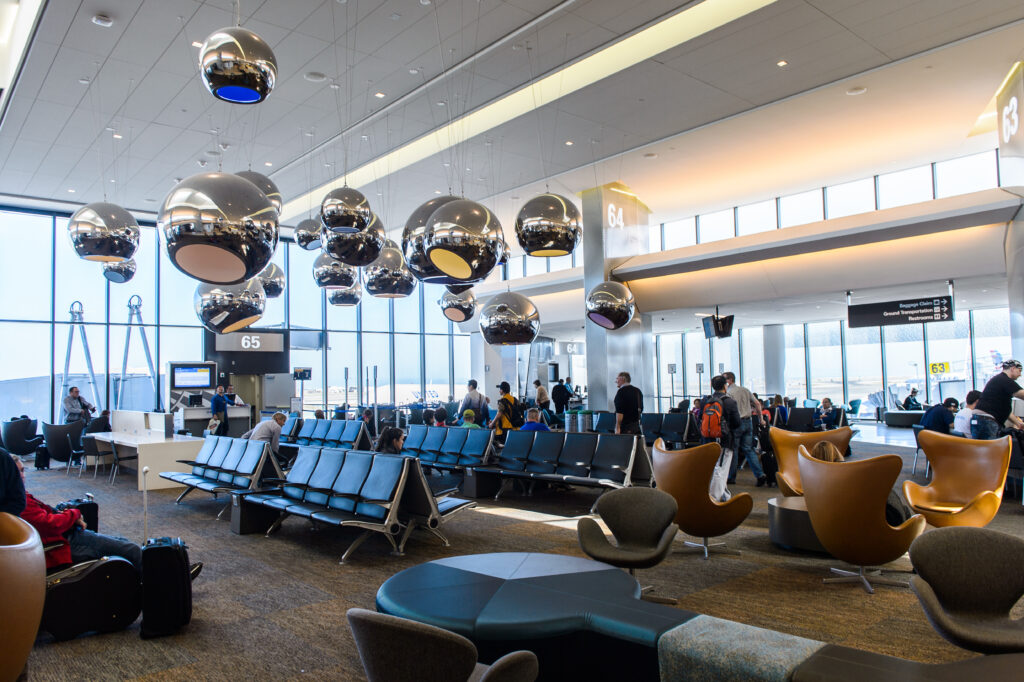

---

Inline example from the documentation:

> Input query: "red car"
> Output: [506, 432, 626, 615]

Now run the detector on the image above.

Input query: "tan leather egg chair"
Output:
[769, 426, 854, 497]
[798, 449, 926, 594]
[903, 431, 1011, 528]
[0, 512, 46, 681]
[651, 439, 752, 559]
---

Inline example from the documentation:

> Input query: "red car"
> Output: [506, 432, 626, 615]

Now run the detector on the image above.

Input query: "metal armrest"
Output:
[261, 477, 289, 486]
[176, 459, 202, 466]
[359, 497, 394, 505]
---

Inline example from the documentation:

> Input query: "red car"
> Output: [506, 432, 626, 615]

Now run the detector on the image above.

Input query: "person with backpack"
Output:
[496, 381, 525, 428]
[701, 376, 743, 501]
[723, 371, 767, 487]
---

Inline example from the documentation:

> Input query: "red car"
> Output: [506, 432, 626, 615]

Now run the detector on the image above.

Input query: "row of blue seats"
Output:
[281, 418, 370, 450]
[400, 425, 494, 468]
[160, 435, 281, 510]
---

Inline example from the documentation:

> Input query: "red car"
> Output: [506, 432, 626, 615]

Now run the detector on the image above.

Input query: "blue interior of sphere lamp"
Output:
[216, 85, 261, 104]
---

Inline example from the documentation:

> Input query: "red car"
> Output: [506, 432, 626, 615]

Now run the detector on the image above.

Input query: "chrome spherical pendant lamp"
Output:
[102, 258, 136, 284]
[425, 199, 503, 282]
[586, 281, 636, 330]
[365, 240, 416, 299]
[194, 279, 266, 334]
[515, 193, 582, 257]
[402, 195, 460, 284]
[322, 212, 385, 266]
[236, 170, 283, 213]
[256, 262, 284, 298]
[479, 292, 540, 345]
[294, 218, 322, 250]
[313, 252, 358, 289]
[321, 186, 371, 233]
[160, 172, 279, 285]
[328, 280, 362, 306]
[68, 202, 140, 262]
[199, 26, 277, 104]
[440, 289, 476, 322]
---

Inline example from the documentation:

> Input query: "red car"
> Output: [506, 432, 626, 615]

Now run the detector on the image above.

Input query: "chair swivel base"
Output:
[628, 569, 677, 605]
[680, 537, 742, 560]
[824, 566, 909, 595]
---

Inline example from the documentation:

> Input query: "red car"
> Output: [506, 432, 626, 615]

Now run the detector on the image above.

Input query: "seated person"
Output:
[903, 388, 922, 411]
[542, 407, 564, 428]
[241, 412, 287, 462]
[772, 394, 789, 425]
[460, 410, 481, 429]
[314, 409, 326, 420]
[374, 427, 405, 454]
[812, 398, 838, 429]
[422, 408, 436, 427]
[205, 414, 221, 435]
[690, 398, 703, 422]
[85, 409, 111, 434]
[520, 408, 550, 432]
[361, 409, 378, 439]
[954, 390, 980, 435]
[920, 398, 959, 435]
[809, 442, 913, 526]
[433, 407, 449, 426]
[488, 400, 515, 442]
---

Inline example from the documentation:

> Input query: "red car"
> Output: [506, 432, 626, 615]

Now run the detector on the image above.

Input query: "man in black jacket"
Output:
[551, 379, 572, 414]
[0, 446, 26, 516]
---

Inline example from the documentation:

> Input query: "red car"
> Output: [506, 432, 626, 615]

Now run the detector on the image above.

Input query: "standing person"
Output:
[919, 398, 959, 434]
[458, 380, 487, 421]
[488, 400, 515, 443]
[954, 390, 981, 435]
[226, 384, 245, 406]
[565, 376, 574, 396]
[495, 382, 523, 427]
[703, 375, 743, 477]
[551, 379, 572, 414]
[971, 359, 1024, 439]
[63, 386, 96, 425]
[723, 372, 766, 487]
[613, 372, 643, 435]
[210, 385, 229, 436]
[520, 408, 550, 432]
[903, 388, 922, 411]
[361, 408, 378, 439]
[534, 379, 550, 411]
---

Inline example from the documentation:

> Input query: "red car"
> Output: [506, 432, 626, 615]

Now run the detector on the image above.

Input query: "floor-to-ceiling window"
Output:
[806, 322, 843, 402]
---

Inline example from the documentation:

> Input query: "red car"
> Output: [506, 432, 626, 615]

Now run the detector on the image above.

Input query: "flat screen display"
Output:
[170, 364, 215, 389]
[702, 316, 716, 339]
[715, 315, 735, 338]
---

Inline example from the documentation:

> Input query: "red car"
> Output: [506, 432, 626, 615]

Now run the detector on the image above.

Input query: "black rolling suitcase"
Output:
[140, 537, 192, 638]
[42, 557, 141, 640]
[34, 446, 50, 470]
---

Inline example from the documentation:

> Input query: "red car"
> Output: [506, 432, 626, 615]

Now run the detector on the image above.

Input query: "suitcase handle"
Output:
[142, 466, 150, 541]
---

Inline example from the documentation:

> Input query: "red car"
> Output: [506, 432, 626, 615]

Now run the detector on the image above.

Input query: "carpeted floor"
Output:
[21, 441, 1024, 681]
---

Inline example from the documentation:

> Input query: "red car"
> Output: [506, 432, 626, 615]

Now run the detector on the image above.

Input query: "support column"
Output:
[1005, 208, 1024, 361]
[764, 324, 786, 397]
[477, 336, 517, 404]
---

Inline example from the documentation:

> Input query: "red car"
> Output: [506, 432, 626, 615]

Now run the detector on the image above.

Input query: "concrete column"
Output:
[764, 324, 786, 397]
[1005, 208, 1024, 361]
[477, 336, 517, 404]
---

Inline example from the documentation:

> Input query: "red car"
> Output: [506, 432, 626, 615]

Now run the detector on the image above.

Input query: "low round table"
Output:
[768, 497, 828, 554]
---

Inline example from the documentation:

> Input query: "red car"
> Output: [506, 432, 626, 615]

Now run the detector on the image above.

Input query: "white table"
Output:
[91, 432, 203, 491]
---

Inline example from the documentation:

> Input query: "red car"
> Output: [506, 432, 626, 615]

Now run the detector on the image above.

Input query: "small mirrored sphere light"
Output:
[312, 252, 358, 289]
[402, 194, 460, 284]
[257, 261, 284, 298]
[365, 240, 416, 299]
[479, 291, 540, 345]
[425, 199, 503, 282]
[68, 202, 140, 262]
[514, 193, 582, 257]
[194, 279, 266, 334]
[102, 258, 136, 284]
[328, 281, 362, 306]
[160, 172, 279, 285]
[199, 26, 277, 104]
[322, 213, 385, 266]
[440, 289, 476, 323]
[236, 170, 282, 213]
[320, 186, 371, 233]
[586, 280, 636, 330]
[295, 218, 322, 250]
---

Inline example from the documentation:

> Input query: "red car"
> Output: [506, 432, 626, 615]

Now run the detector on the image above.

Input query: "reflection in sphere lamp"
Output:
[479, 292, 540, 345]
[586, 281, 635, 330]
[497, 238, 510, 265]
[194, 279, 266, 334]
[236, 170, 283, 213]
[402, 195, 461, 284]
[295, 218, 322, 250]
[160, 172, 279, 285]
[365, 241, 416, 299]
[328, 281, 362, 306]
[440, 289, 476, 323]
[515, 193, 582, 257]
[199, 26, 277, 104]
[102, 258, 136, 284]
[320, 186, 371, 233]
[322, 213, 385, 266]
[68, 202, 140, 262]
[425, 199, 503, 282]
[446, 283, 473, 295]
[312, 252, 357, 289]
[257, 262, 284, 298]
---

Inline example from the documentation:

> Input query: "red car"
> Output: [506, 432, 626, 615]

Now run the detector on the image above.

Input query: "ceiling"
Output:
[2, 0, 1024, 251]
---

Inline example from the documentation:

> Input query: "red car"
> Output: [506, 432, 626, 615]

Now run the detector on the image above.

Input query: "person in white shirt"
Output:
[954, 390, 980, 434]
[242, 413, 287, 457]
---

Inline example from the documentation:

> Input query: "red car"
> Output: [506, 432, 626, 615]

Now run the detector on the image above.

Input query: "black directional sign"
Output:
[848, 296, 953, 328]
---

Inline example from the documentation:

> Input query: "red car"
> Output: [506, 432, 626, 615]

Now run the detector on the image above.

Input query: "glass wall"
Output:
[806, 322, 842, 403]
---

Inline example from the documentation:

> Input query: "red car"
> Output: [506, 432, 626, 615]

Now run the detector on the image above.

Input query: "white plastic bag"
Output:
[709, 447, 733, 502]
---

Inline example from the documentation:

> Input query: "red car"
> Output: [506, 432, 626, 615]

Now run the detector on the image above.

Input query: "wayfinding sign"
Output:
[848, 296, 953, 328]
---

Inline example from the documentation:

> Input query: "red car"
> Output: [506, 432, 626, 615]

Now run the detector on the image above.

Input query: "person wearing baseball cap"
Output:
[971, 359, 1024, 439]
[496, 381, 513, 406]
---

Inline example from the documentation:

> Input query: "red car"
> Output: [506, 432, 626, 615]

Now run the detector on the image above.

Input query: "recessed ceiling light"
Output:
[264, 161, 273, 167]
[564, 140, 573, 146]
[360, 134, 369, 140]
[420, 0, 431, 5]
[304, 130, 315, 137]
[776, 59, 788, 67]
[145, 198, 156, 202]
[208, 128, 219, 134]
[67, 188, 76, 193]
[643, 152, 658, 159]
[374, 91, 385, 98]
[205, 149, 220, 157]
[112, 133, 123, 139]
[324, 162, 333, 167]
[78, 77, 90, 85]
[92, 14, 113, 28]
[434, 190, 442, 194]
[442, 162, 450, 167]
[436, 101, 446, 106]
[408, 67, 419, 74]
[191, 41, 202, 48]
[110, 179, 116, 183]
[390, 12, 401, 20]
[105, 126, 115, 132]
[846, 86, 867, 96]
[329, 82, 340, 89]
[219, 142, 230, 150]
[304, 71, 327, 82]
[510, 195, 519, 200]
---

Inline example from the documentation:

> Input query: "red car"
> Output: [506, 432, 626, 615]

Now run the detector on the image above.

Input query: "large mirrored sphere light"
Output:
[479, 291, 540, 345]
[440, 289, 476, 323]
[236, 170, 283, 213]
[425, 199, 503, 282]
[160, 172, 279, 285]
[199, 26, 277, 104]
[68, 202, 140, 262]
[322, 212, 385, 266]
[402, 195, 459, 283]
[295, 218, 322, 250]
[102, 258, 136, 284]
[329, 281, 362, 306]
[366, 241, 416, 299]
[515, 193, 582, 257]
[586, 281, 635, 330]
[320, 187, 371, 233]
[257, 262, 284, 298]
[313, 252, 357, 289]
[194, 279, 266, 334]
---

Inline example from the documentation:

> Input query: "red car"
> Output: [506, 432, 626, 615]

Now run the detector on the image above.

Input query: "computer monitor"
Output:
[702, 316, 716, 339]
[714, 315, 735, 338]
[187, 393, 203, 407]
